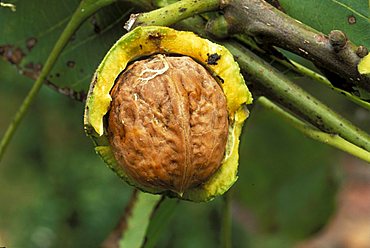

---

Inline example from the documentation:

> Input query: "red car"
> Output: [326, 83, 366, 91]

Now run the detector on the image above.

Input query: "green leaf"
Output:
[143, 198, 178, 248]
[279, 0, 370, 47]
[0, 0, 132, 91]
[119, 191, 161, 248]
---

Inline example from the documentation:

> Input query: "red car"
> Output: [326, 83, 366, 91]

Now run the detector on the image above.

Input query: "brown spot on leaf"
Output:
[179, 7, 187, 13]
[45, 81, 87, 102]
[34, 63, 42, 71]
[25, 62, 34, 69]
[348, 15, 356, 24]
[23, 62, 43, 79]
[67, 60, 76, 68]
[26, 37, 37, 51]
[0, 45, 25, 65]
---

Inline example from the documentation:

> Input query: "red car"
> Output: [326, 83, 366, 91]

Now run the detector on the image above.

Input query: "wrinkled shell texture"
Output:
[108, 55, 228, 194]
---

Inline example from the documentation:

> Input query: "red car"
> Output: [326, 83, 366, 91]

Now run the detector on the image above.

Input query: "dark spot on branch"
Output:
[67, 60, 76, 68]
[0, 45, 25, 65]
[347, 15, 356, 25]
[179, 7, 187, 13]
[26, 37, 37, 51]
[207, 53, 221, 65]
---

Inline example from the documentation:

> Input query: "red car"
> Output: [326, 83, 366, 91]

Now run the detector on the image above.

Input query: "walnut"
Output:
[107, 54, 229, 194]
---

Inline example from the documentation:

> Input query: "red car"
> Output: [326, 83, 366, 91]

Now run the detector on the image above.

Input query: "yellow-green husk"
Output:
[84, 26, 252, 202]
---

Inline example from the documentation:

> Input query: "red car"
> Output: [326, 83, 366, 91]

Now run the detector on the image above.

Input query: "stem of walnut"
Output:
[0, 0, 117, 161]
[289, 60, 370, 111]
[258, 97, 370, 163]
[126, 0, 220, 31]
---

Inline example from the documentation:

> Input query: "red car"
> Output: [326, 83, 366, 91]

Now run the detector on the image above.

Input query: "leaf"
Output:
[278, 0, 370, 47]
[118, 191, 161, 248]
[0, 0, 132, 91]
[143, 198, 178, 248]
[238, 105, 338, 241]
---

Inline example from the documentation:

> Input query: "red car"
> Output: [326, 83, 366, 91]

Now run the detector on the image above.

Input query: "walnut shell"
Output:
[107, 54, 229, 194]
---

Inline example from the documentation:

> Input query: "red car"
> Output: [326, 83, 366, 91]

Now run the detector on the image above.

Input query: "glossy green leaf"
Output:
[279, 0, 369, 47]
[0, 0, 132, 91]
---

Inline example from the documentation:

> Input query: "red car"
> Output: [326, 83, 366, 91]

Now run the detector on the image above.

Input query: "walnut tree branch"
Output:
[222, 0, 370, 94]
[125, 0, 220, 31]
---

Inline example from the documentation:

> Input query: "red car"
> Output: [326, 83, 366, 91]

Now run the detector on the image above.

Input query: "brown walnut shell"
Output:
[107, 54, 228, 194]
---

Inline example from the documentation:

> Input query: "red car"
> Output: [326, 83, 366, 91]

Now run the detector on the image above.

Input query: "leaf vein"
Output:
[329, 0, 368, 20]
